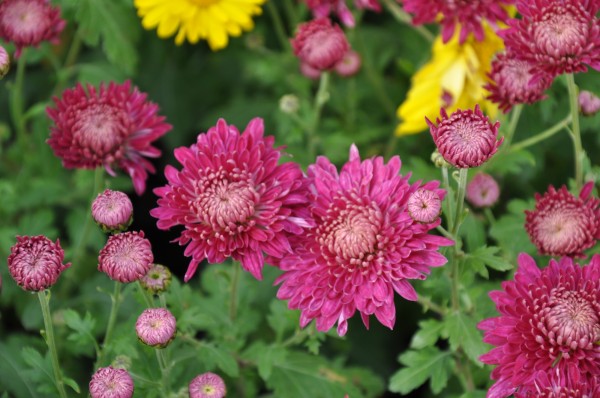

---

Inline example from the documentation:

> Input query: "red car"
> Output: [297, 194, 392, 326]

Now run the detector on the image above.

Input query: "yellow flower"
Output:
[395, 24, 504, 136]
[134, 0, 266, 51]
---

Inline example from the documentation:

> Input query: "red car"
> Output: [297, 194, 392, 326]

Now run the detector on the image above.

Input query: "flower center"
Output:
[189, 0, 219, 7]
[1, 0, 48, 37]
[202, 385, 216, 393]
[546, 290, 600, 350]
[73, 104, 129, 158]
[534, 10, 587, 57]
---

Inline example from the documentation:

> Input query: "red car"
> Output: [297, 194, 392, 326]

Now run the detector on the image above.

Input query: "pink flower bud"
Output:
[139, 264, 172, 295]
[334, 50, 361, 77]
[579, 90, 600, 116]
[466, 173, 500, 208]
[0, 44, 9, 78]
[189, 372, 226, 398]
[135, 307, 176, 348]
[407, 189, 442, 223]
[291, 18, 349, 71]
[92, 189, 133, 233]
[98, 231, 153, 283]
[89, 366, 134, 398]
[7, 235, 71, 291]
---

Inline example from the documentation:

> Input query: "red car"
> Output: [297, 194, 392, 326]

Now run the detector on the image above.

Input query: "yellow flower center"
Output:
[189, 0, 219, 6]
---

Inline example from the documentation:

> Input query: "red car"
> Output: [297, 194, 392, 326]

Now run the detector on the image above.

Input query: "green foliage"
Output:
[389, 347, 453, 395]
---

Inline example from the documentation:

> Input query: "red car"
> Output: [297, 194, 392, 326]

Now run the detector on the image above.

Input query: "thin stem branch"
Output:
[381, 0, 434, 42]
[509, 114, 572, 153]
[441, 167, 455, 231]
[566, 74, 584, 190]
[229, 264, 241, 321]
[96, 281, 122, 368]
[10, 49, 27, 148]
[156, 349, 171, 396]
[307, 71, 330, 158]
[416, 295, 446, 316]
[266, 1, 290, 50]
[451, 169, 468, 237]
[38, 291, 68, 398]
[503, 104, 523, 148]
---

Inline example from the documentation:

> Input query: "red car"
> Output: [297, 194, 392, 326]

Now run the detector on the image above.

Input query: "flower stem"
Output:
[10, 48, 27, 149]
[451, 169, 468, 237]
[96, 281, 122, 368]
[155, 349, 171, 396]
[503, 104, 523, 148]
[229, 264, 241, 321]
[380, 0, 434, 42]
[307, 71, 331, 158]
[566, 73, 584, 190]
[37, 291, 68, 398]
[509, 114, 572, 153]
[441, 167, 455, 232]
[266, 1, 290, 50]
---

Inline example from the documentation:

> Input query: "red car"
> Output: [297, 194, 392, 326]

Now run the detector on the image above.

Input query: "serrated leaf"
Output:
[0, 341, 43, 398]
[485, 148, 535, 175]
[445, 311, 487, 366]
[258, 345, 287, 380]
[21, 347, 55, 391]
[200, 343, 239, 377]
[465, 246, 513, 279]
[389, 347, 452, 394]
[63, 309, 98, 355]
[410, 319, 444, 349]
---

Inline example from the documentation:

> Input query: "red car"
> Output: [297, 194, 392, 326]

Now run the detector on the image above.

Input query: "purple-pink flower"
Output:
[7, 235, 71, 292]
[92, 189, 133, 234]
[466, 173, 500, 208]
[579, 90, 600, 116]
[89, 366, 134, 398]
[98, 231, 154, 283]
[46, 81, 172, 195]
[151, 118, 313, 282]
[407, 188, 442, 223]
[479, 253, 600, 398]
[189, 372, 226, 398]
[291, 18, 349, 71]
[274, 145, 453, 336]
[135, 307, 176, 348]
[139, 263, 172, 294]
[304, 0, 381, 27]
[515, 368, 600, 398]
[0, 44, 9, 78]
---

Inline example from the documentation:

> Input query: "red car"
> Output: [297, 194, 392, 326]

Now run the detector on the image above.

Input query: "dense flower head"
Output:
[485, 53, 553, 113]
[134, 0, 266, 51]
[7, 235, 71, 292]
[515, 369, 600, 398]
[46, 81, 172, 195]
[0, 0, 65, 57]
[0, 44, 9, 78]
[479, 253, 600, 398]
[525, 182, 600, 257]
[92, 189, 134, 234]
[407, 189, 442, 223]
[466, 173, 500, 208]
[98, 231, 154, 283]
[189, 372, 226, 398]
[151, 118, 313, 282]
[274, 145, 453, 336]
[89, 366, 134, 398]
[427, 105, 503, 168]
[135, 307, 176, 348]
[500, 0, 600, 78]
[402, 0, 515, 43]
[291, 18, 349, 71]
[139, 263, 172, 295]
[304, 0, 381, 27]
[579, 90, 600, 116]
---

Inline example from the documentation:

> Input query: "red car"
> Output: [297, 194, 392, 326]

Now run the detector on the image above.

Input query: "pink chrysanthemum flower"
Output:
[0, 0, 65, 57]
[402, 0, 515, 43]
[274, 145, 454, 336]
[304, 0, 381, 27]
[466, 173, 500, 208]
[427, 105, 503, 168]
[92, 189, 134, 234]
[579, 90, 600, 116]
[485, 53, 553, 113]
[0, 44, 9, 78]
[98, 231, 154, 283]
[525, 182, 600, 257]
[515, 369, 600, 398]
[151, 118, 312, 282]
[479, 253, 600, 398]
[407, 188, 442, 223]
[89, 366, 134, 398]
[189, 372, 227, 398]
[7, 235, 71, 292]
[291, 18, 349, 71]
[500, 0, 600, 78]
[139, 264, 172, 295]
[46, 81, 172, 195]
[135, 308, 176, 348]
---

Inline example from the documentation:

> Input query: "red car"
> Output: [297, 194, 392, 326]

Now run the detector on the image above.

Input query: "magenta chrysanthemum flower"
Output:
[92, 189, 134, 234]
[151, 118, 312, 282]
[466, 173, 500, 208]
[500, 0, 600, 78]
[0, 44, 9, 78]
[46, 81, 172, 195]
[579, 90, 600, 116]
[485, 53, 553, 113]
[525, 182, 600, 257]
[304, 0, 380, 27]
[7, 235, 71, 292]
[274, 145, 454, 336]
[98, 231, 154, 283]
[291, 18, 349, 71]
[515, 369, 600, 398]
[89, 366, 134, 398]
[0, 0, 65, 57]
[407, 188, 442, 223]
[139, 264, 172, 294]
[427, 105, 503, 168]
[479, 253, 600, 398]
[189, 372, 226, 398]
[135, 308, 176, 348]
[402, 0, 515, 43]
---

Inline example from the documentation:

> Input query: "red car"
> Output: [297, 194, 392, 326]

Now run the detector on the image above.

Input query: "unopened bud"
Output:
[279, 94, 300, 114]
[0, 45, 9, 78]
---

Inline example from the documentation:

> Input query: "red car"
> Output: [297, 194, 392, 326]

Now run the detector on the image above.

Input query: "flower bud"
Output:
[140, 264, 172, 295]
[466, 173, 500, 208]
[89, 366, 134, 398]
[0, 45, 9, 78]
[92, 189, 133, 234]
[334, 50, 361, 77]
[579, 90, 600, 116]
[189, 372, 226, 398]
[279, 94, 300, 114]
[135, 307, 177, 348]
[98, 231, 153, 283]
[291, 18, 349, 71]
[407, 189, 442, 223]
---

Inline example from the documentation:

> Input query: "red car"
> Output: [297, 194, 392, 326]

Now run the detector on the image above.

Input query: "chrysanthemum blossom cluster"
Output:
[140, 263, 172, 295]
[98, 231, 154, 283]
[189, 372, 227, 398]
[292, 18, 349, 71]
[135, 308, 176, 348]
[402, 0, 515, 43]
[92, 189, 134, 234]
[479, 253, 600, 398]
[466, 173, 500, 208]
[427, 105, 503, 168]
[151, 118, 313, 282]
[0, 0, 65, 57]
[274, 145, 453, 336]
[515, 369, 600, 398]
[134, 0, 266, 51]
[89, 366, 134, 398]
[304, 0, 381, 27]
[579, 90, 600, 116]
[7, 235, 71, 292]
[46, 81, 172, 195]
[525, 182, 600, 257]
[0, 44, 9, 78]
[500, 0, 600, 79]
[407, 189, 442, 223]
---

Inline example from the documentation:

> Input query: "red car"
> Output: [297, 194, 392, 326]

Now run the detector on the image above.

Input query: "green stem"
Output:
[451, 169, 468, 237]
[156, 349, 171, 396]
[96, 281, 122, 368]
[229, 264, 241, 321]
[266, 1, 290, 50]
[416, 295, 446, 316]
[307, 71, 330, 158]
[282, 0, 299, 27]
[137, 281, 154, 308]
[381, 0, 434, 42]
[509, 114, 572, 153]
[566, 74, 584, 190]
[441, 167, 455, 231]
[10, 48, 27, 148]
[503, 104, 523, 148]
[484, 208, 496, 226]
[38, 291, 68, 398]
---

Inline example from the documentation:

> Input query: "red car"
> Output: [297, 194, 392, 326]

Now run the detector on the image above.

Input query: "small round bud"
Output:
[299, 61, 321, 80]
[334, 50, 361, 77]
[0, 44, 9, 78]
[111, 355, 132, 370]
[189, 372, 226, 398]
[92, 189, 133, 234]
[135, 307, 177, 348]
[291, 18, 349, 71]
[579, 90, 600, 116]
[407, 189, 442, 223]
[89, 366, 134, 398]
[98, 231, 153, 283]
[279, 94, 300, 114]
[430, 149, 450, 168]
[140, 264, 172, 295]
[466, 173, 500, 208]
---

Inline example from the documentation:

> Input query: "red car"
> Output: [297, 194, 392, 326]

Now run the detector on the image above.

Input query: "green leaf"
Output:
[410, 319, 444, 349]
[489, 199, 536, 257]
[200, 343, 240, 377]
[63, 309, 98, 355]
[21, 347, 56, 394]
[0, 340, 43, 398]
[258, 345, 287, 381]
[63, 376, 81, 393]
[444, 311, 488, 366]
[389, 347, 452, 395]
[465, 246, 513, 279]
[485, 148, 535, 175]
